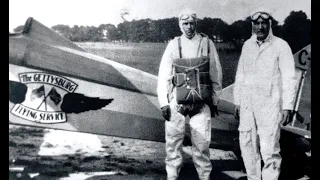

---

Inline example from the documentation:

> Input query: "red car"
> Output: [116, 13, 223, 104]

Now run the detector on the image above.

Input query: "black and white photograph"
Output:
[9, 0, 311, 179]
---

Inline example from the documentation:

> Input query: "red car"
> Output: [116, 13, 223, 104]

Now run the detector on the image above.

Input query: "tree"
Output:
[127, 19, 151, 42]
[149, 20, 162, 42]
[282, 11, 311, 54]
[87, 26, 102, 42]
[117, 21, 130, 42]
[161, 18, 180, 41]
[270, 17, 282, 37]
[197, 18, 216, 40]
[197, 18, 229, 42]
[148, 18, 177, 42]
[40, 11, 310, 45]
[99, 24, 117, 42]
[52, 24, 72, 39]
[13, 25, 24, 33]
[228, 17, 251, 49]
[70, 25, 80, 41]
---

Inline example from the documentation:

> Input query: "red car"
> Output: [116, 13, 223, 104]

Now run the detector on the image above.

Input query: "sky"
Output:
[9, 0, 311, 32]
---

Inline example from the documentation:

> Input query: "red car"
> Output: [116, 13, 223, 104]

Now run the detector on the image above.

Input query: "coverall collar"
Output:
[248, 28, 274, 54]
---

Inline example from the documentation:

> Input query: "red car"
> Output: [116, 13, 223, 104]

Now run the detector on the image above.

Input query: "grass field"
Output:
[76, 42, 241, 88]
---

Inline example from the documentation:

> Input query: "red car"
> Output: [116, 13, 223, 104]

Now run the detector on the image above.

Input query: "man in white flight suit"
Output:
[157, 8, 222, 180]
[233, 9, 297, 180]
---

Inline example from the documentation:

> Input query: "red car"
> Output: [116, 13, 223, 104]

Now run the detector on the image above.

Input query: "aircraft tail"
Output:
[287, 44, 311, 135]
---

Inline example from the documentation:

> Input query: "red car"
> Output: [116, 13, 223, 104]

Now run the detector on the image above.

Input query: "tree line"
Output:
[13, 10, 310, 53]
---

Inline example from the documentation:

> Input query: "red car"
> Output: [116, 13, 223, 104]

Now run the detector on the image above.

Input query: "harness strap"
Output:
[197, 38, 203, 56]
[178, 37, 182, 58]
[207, 36, 210, 56]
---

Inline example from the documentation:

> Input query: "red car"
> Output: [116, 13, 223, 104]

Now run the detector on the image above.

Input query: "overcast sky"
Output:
[9, 0, 311, 32]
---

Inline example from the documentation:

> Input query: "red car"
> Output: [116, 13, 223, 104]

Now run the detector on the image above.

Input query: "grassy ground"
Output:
[9, 125, 244, 180]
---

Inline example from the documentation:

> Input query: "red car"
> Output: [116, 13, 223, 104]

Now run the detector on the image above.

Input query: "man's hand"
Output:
[280, 110, 293, 126]
[208, 102, 219, 117]
[161, 105, 171, 121]
[234, 105, 240, 120]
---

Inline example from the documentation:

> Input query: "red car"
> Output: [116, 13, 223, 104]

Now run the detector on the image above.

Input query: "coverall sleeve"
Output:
[157, 40, 175, 108]
[233, 44, 246, 106]
[208, 40, 222, 106]
[279, 41, 296, 110]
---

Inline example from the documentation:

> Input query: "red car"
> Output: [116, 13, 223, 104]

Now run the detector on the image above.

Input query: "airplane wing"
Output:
[281, 125, 311, 140]
[216, 85, 236, 115]
[9, 17, 310, 149]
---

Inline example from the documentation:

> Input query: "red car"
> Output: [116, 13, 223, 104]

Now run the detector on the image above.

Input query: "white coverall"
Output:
[233, 28, 297, 179]
[157, 33, 222, 180]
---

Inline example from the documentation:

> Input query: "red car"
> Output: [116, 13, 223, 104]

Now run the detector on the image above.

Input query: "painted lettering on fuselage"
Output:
[10, 72, 78, 123]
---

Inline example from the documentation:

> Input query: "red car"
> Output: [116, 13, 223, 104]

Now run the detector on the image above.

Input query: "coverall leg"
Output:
[256, 105, 282, 180]
[189, 104, 212, 180]
[240, 103, 282, 180]
[165, 101, 186, 180]
[239, 123, 262, 179]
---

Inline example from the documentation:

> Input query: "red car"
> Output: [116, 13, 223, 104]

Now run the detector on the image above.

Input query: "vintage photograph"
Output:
[9, 0, 311, 179]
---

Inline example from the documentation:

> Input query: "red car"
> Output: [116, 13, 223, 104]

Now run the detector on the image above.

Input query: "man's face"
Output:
[252, 17, 270, 41]
[181, 20, 196, 39]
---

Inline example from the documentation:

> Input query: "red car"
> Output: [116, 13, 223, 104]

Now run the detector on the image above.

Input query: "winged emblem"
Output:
[9, 80, 113, 114]
[9, 80, 28, 104]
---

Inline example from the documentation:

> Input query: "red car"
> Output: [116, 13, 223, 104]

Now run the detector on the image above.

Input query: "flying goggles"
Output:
[251, 11, 270, 21]
[179, 13, 197, 21]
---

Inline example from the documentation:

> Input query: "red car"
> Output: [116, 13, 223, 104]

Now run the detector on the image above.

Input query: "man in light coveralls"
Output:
[157, 8, 222, 180]
[233, 8, 297, 180]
